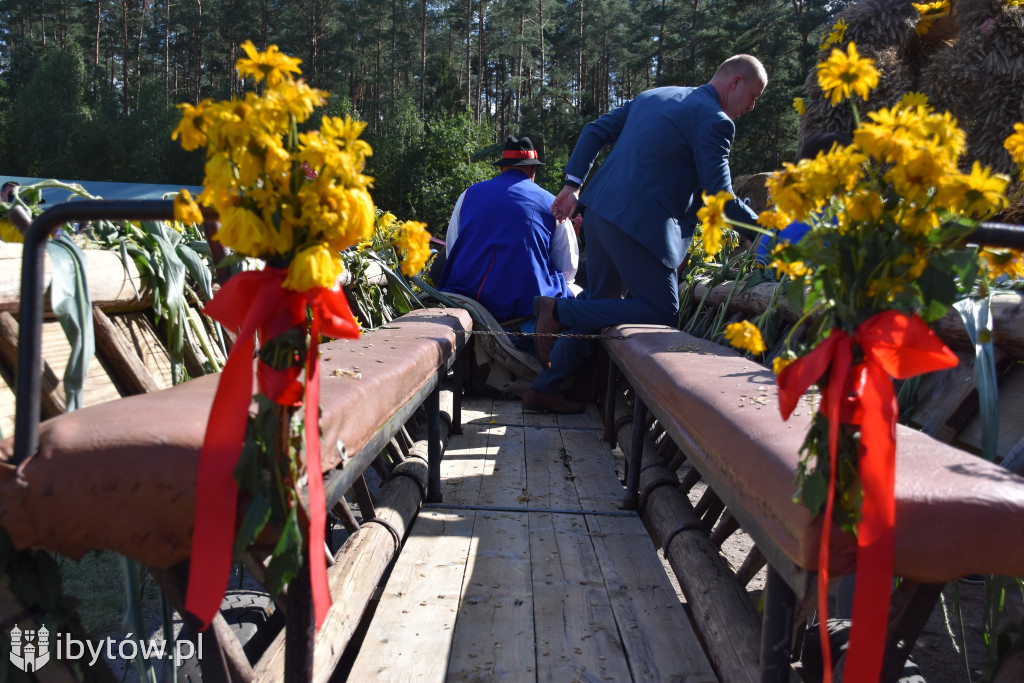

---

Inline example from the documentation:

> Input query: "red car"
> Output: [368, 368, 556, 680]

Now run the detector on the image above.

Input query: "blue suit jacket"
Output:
[565, 84, 758, 269]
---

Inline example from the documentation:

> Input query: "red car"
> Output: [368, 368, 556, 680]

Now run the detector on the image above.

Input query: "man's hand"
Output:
[551, 185, 579, 222]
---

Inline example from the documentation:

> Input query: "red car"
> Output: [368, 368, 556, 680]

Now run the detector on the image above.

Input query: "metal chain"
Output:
[460, 328, 628, 341]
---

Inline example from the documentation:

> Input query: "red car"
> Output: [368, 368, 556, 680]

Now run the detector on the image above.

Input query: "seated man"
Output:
[438, 136, 584, 413]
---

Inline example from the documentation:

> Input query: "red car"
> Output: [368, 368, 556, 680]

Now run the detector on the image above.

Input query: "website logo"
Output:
[10, 624, 51, 672]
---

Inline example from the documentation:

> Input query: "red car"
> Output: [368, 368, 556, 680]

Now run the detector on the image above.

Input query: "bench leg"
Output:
[760, 564, 797, 683]
[604, 360, 618, 446]
[451, 350, 464, 436]
[427, 382, 443, 503]
[625, 398, 646, 509]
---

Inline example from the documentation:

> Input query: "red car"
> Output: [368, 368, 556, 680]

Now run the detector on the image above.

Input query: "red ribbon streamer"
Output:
[185, 268, 359, 633]
[777, 310, 957, 683]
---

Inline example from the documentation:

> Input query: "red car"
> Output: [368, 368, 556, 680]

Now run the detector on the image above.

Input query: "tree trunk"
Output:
[464, 0, 472, 109]
[420, 0, 426, 114]
[476, 0, 485, 123]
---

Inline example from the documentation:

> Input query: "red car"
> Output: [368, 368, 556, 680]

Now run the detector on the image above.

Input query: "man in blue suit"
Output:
[540, 54, 766, 366]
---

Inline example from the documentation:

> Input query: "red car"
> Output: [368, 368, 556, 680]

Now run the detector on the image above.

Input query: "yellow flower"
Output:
[816, 42, 880, 106]
[174, 189, 204, 226]
[696, 190, 735, 258]
[819, 18, 848, 51]
[936, 161, 1009, 219]
[770, 258, 811, 279]
[392, 220, 432, 276]
[981, 248, 1024, 280]
[897, 92, 930, 110]
[0, 218, 23, 243]
[793, 97, 806, 116]
[773, 355, 795, 375]
[171, 100, 211, 151]
[758, 209, 794, 232]
[1005, 122, 1024, 171]
[912, 0, 950, 35]
[1007, 0, 1024, 6]
[724, 321, 766, 354]
[283, 243, 344, 291]
[236, 40, 302, 87]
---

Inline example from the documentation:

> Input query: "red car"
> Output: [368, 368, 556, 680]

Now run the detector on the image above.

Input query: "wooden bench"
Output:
[601, 324, 1024, 682]
[1, 196, 473, 682]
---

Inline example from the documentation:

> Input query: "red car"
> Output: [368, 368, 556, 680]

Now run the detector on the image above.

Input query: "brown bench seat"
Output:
[0, 307, 470, 568]
[603, 323, 1024, 585]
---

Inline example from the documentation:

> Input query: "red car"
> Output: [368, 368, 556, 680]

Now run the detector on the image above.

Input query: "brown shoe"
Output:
[533, 296, 561, 369]
[523, 388, 584, 414]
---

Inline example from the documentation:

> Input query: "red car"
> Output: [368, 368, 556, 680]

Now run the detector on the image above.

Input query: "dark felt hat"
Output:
[493, 136, 544, 167]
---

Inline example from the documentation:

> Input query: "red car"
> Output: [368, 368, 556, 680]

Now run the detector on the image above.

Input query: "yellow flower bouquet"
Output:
[170, 42, 387, 637]
[704, 41, 1024, 683]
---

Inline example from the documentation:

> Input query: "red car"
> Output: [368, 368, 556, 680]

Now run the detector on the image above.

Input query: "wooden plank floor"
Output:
[347, 397, 718, 682]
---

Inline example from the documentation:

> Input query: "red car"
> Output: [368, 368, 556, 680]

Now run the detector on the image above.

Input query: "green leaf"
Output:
[800, 469, 828, 516]
[233, 492, 272, 561]
[176, 243, 214, 301]
[955, 296, 999, 461]
[266, 507, 303, 596]
[45, 236, 94, 412]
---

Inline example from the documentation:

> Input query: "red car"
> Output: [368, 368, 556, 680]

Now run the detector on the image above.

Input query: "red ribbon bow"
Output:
[777, 310, 957, 683]
[185, 268, 359, 632]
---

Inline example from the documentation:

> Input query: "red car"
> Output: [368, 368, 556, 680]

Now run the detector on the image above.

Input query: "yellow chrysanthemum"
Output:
[770, 258, 811, 279]
[981, 248, 1024, 280]
[1007, 0, 1024, 7]
[724, 321, 766, 354]
[283, 242, 344, 291]
[0, 218, 23, 243]
[174, 189, 205, 226]
[236, 40, 302, 87]
[773, 356, 795, 375]
[793, 97, 806, 116]
[392, 220, 432, 276]
[1005, 122, 1024, 170]
[817, 42, 880, 106]
[819, 19, 848, 51]
[696, 190, 734, 257]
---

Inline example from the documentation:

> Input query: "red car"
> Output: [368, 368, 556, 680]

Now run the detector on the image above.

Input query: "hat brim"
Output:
[494, 159, 545, 167]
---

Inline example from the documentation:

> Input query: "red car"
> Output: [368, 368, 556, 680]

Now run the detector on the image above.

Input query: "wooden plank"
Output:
[346, 509, 475, 681]
[0, 369, 13, 440]
[477, 423, 528, 508]
[110, 312, 174, 389]
[559, 427, 626, 513]
[529, 511, 634, 682]
[448, 510, 535, 681]
[491, 398, 525, 425]
[586, 513, 719, 682]
[556, 402, 605, 431]
[441, 420, 492, 506]
[92, 307, 160, 396]
[524, 425, 580, 510]
[957, 361, 1024, 459]
[1, 242, 151, 313]
[0, 311, 66, 417]
[41, 320, 122, 409]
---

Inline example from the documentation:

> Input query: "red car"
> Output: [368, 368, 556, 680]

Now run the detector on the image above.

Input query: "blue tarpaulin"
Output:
[1, 176, 203, 204]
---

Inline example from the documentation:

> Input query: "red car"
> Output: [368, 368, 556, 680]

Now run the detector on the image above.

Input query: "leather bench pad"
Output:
[606, 324, 1024, 582]
[0, 308, 470, 567]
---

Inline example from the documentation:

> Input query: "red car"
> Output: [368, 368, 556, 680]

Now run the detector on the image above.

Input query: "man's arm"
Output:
[695, 116, 758, 234]
[445, 190, 467, 256]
